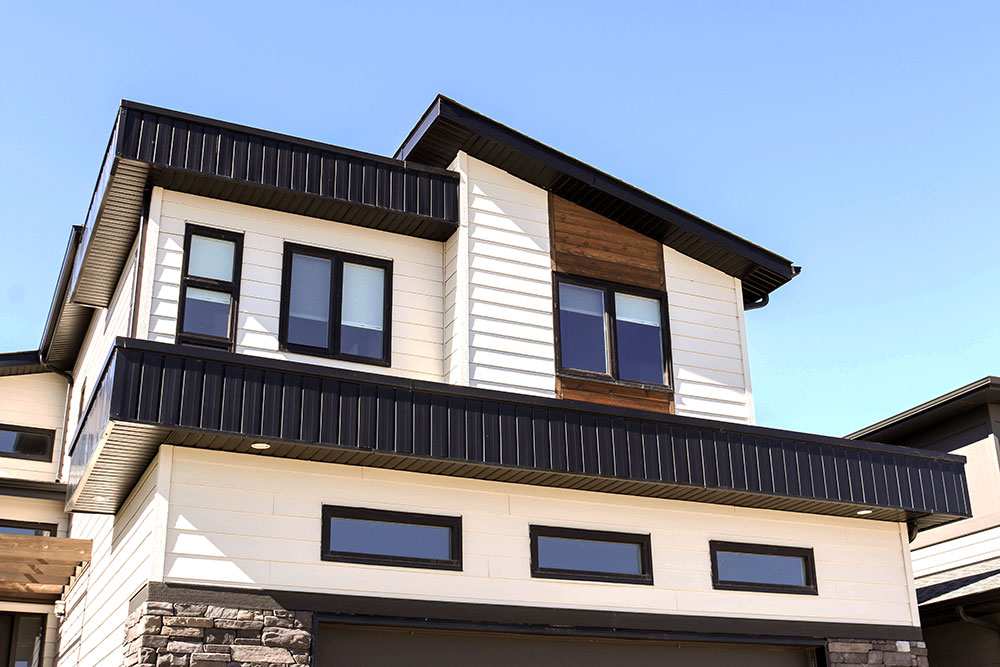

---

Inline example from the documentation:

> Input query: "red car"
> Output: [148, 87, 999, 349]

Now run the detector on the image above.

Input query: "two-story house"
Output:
[849, 378, 1000, 665]
[0, 96, 971, 667]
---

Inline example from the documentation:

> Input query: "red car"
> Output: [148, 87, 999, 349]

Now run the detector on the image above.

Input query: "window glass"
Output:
[188, 235, 235, 282]
[11, 615, 44, 667]
[182, 288, 231, 338]
[716, 550, 808, 587]
[614, 293, 664, 384]
[536, 535, 643, 575]
[329, 517, 451, 561]
[558, 283, 607, 374]
[340, 263, 385, 358]
[0, 524, 53, 537]
[0, 429, 51, 459]
[287, 254, 332, 348]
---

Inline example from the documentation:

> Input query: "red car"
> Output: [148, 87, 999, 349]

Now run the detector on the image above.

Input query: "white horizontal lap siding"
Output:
[0, 496, 68, 536]
[911, 525, 1000, 577]
[60, 457, 161, 667]
[151, 190, 445, 382]
[663, 246, 754, 423]
[462, 155, 555, 396]
[162, 447, 916, 627]
[0, 373, 67, 482]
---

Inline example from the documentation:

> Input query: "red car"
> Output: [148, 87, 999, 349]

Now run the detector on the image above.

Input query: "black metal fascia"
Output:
[0, 350, 46, 377]
[395, 95, 799, 302]
[72, 338, 970, 522]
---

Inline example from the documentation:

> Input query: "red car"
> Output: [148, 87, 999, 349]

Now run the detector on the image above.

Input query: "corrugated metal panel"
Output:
[68, 102, 460, 310]
[66, 339, 970, 526]
[395, 96, 797, 304]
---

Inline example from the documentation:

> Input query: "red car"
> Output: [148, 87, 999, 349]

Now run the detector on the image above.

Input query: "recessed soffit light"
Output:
[250, 442, 271, 450]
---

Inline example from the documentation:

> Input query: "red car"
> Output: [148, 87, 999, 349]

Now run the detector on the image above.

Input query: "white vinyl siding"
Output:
[0, 373, 66, 482]
[664, 246, 755, 423]
[160, 447, 919, 628]
[148, 189, 444, 382]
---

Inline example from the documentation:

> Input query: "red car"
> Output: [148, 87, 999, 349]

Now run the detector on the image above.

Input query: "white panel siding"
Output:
[0, 373, 66, 481]
[59, 455, 162, 667]
[912, 525, 1000, 577]
[461, 155, 555, 396]
[664, 246, 754, 423]
[150, 190, 444, 382]
[0, 496, 68, 536]
[162, 447, 918, 627]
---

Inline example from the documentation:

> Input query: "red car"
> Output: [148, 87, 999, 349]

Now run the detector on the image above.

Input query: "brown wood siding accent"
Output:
[550, 194, 666, 291]
[549, 194, 672, 412]
[559, 376, 674, 414]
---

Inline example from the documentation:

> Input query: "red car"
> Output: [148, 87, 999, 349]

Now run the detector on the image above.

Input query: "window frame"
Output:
[279, 243, 393, 366]
[0, 611, 47, 667]
[0, 519, 58, 537]
[552, 273, 672, 390]
[321, 505, 462, 571]
[709, 540, 818, 596]
[177, 224, 244, 351]
[529, 525, 654, 586]
[0, 424, 55, 463]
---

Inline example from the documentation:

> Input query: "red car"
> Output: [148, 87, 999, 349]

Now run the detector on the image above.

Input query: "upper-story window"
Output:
[554, 276, 670, 387]
[0, 424, 54, 462]
[710, 541, 818, 595]
[0, 520, 56, 536]
[279, 243, 392, 366]
[178, 225, 244, 350]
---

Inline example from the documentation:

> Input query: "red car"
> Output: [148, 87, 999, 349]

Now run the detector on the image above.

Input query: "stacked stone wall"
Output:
[124, 602, 312, 667]
[827, 639, 928, 667]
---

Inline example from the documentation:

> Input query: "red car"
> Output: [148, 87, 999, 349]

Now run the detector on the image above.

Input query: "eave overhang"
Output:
[68, 338, 969, 531]
[0, 350, 46, 377]
[395, 95, 799, 304]
[847, 376, 1000, 443]
[68, 101, 461, 310]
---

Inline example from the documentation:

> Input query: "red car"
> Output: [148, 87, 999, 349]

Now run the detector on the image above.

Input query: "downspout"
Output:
[744, 293, 769, 311]
[957, 605, 1000, 635]
[908, 521, 920, 543]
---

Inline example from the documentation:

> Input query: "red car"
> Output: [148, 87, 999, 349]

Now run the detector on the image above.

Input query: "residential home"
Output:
[849, 378, 1000, 665]
[0, 96, 970, 667]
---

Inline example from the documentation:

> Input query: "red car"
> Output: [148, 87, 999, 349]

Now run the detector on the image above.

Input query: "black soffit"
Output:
[69, 101, 460, 310]
[395, 95, 799, 304]
[68, 338, 969, 530]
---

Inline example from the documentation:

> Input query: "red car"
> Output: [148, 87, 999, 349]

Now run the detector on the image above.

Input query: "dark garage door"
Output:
[317, 623, 816, 667]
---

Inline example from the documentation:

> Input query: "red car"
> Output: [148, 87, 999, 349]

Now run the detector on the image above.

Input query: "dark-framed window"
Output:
[0, 612, 46, 667]
[553, 274, 671, 388]
[0, 520, 57, 537]
[321, 505, 461, 571]
[177, 225, 244, 350]
[529, 525, 653, 585]
[279, 243, 392, 366]
[710, 541, 818, 595]
[0, 425, 55, 463]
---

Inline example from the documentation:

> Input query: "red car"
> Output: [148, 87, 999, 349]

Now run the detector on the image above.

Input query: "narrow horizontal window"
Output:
[530, 525, 653, 585]
[710, 541, 817, 595]
[321, 505, 461, 570]
[0, 520, 56, 537]
[554, 275, 670, 388]
[280, 244, 392, 366]
[0, 425, 54, 462]
[178, 225, 243, 350]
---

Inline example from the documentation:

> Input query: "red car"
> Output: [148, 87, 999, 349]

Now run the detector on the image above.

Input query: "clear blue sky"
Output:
[2, 1, 998, 437]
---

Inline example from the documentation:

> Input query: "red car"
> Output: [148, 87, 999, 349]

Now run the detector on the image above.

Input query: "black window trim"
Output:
[177, 224, 244, 351]
[529, 524, 654, 586]
[0, 519, 58, 536]
[321, 505, 462, 571]
[709, 540, 819, 596]
[279, 242, 393, 367]
[0, 424, 56, 463]
[552, 273, 672, 391]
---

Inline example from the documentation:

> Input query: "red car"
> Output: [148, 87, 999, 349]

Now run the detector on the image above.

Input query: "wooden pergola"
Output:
[0, 534, 92, 602]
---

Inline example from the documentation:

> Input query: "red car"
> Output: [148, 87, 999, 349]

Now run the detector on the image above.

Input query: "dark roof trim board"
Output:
[67, 337, 969, 528]
[68, 100, 461, 309]
[395, 95, 799, 303]
[847, 376, 1000, 443]
[0, 350, 46, 377]
[0, 478, 68, 502]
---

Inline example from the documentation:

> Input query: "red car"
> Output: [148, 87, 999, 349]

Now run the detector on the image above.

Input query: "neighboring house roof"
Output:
[917, 556, 1000, 607]
[395, 95, 800, 305]
[0, 350, 46, 376]
[847, 376, 1000, 443]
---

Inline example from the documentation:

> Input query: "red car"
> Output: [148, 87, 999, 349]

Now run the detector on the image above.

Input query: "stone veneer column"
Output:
[124, 601, 312, 667]
[827, 639, 929, 666]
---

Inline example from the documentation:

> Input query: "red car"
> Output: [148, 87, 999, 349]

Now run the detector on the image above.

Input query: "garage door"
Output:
[316, 623, 817, 667]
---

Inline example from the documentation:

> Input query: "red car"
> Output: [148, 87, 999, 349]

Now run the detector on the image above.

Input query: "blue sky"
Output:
[1, 1, 997, 437]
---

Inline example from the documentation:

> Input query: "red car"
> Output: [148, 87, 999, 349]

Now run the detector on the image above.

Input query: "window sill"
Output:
[556, 371, 673, 395]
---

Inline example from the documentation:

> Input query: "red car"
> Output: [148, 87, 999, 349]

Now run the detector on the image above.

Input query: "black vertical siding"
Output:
[91, 341, 971, 520]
